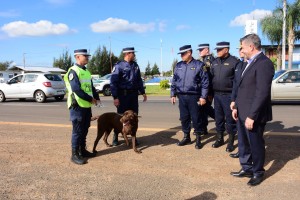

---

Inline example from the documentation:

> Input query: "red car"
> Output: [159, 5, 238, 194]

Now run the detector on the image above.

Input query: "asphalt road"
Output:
[0, 96, 299, 133]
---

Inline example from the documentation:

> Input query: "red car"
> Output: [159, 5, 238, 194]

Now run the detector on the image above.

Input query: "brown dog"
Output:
[92, 110, 141, 154]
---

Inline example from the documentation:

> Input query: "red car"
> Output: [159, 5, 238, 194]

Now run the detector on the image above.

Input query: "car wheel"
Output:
[35, 90, 46, 103]
[55, 95, 64, 101]
[103, 85, 111, 96]
[0, 91, 6, 102]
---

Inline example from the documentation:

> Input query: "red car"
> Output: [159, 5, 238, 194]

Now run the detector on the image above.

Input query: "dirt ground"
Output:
[0, 122, 299, 200]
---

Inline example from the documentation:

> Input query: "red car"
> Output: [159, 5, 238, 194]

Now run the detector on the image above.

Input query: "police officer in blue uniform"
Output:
[171, 45, 209, 149]
[110, 47, 147, 146]
[64, 49, 101, 165]
[197, 43, 215, 135]
[211, 42, 240, 152]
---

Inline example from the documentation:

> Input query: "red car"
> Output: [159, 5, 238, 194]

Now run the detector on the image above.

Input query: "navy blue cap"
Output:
[197, 43, 209, 50]
[74, 49, 90, 56]
[122, 47, 137, 53]
[178, 45, 192, 54]
[214, 42, 230, 50]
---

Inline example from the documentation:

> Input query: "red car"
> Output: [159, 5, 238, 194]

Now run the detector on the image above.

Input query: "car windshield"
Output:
[273, 70, 286, 80]
[99, 74, 111, 80]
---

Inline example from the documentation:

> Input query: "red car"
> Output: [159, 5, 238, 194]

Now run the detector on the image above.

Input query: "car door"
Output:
[21, 74, 38, 97]
[3, 75, 24, 98]
[272, 71, 300, 100]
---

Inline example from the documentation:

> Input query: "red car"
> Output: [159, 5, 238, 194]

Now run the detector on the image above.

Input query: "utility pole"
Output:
[23, 53, 26, 68]
[282, 0, 287, 70]
[160, 39, 163, 76]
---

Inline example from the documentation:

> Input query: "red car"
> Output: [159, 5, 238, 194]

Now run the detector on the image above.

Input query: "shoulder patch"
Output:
[68, 73, 74, 80]
[112, 67, 116, 72]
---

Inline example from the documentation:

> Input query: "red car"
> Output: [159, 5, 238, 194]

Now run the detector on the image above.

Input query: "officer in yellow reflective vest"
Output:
[64, 49, 101, 165]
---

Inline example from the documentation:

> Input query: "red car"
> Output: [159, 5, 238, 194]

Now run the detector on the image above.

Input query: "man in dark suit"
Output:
[230, 34, 274, 186]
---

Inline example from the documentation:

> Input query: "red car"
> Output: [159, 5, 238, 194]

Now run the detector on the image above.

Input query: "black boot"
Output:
[226, 134, 235, 152]
[195, 133, 203, 149]
[177, 132, 192, 146]
[212, 132, 224, 148]
[112, 131, 119, 146]
[79, 146, 96, 158]
[71, 148, 86, 165]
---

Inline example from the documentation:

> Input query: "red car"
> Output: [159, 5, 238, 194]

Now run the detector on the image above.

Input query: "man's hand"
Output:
[142, 94, 147, 102]
[230, 101, 236, 110]
[245, 117, 254, 130]
[198, 98, 206, 106]
[208, 95, 213, 102]
[232, 109, 238, 121]
[114, 99, 120, 107]
[171, 97, 176, 105]
[91, 98, 97, 105]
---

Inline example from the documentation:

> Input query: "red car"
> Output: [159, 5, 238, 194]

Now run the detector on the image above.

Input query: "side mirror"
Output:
[277, 78, 284, 83]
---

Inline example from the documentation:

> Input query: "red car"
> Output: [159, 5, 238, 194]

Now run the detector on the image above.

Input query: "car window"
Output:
[24, 74, 38, 83]
[9, 75, 23, 84]
[281, 72, 300, 83]
[44, 74, 63, 81]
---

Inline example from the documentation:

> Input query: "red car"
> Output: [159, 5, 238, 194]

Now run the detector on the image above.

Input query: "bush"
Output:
[160, 80, 170, 89]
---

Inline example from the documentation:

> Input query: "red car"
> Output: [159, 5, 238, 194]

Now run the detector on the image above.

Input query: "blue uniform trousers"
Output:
[214, 93, 236, 134]
[200, 100, 215, 132]
[70, 107, 92, 149]
[178, 94, 203, 134]
[117, 90, 139, 114]
[237, 117, 266, 176]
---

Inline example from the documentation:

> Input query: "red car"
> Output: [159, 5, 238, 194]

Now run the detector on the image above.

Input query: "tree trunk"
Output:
[288, 27, 295, 70]
[277, 45, 282, 71]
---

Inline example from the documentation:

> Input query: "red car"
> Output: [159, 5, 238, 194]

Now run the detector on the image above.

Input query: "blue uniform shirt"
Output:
[110, 61, 145, 99]
[171, 58, 209, 98]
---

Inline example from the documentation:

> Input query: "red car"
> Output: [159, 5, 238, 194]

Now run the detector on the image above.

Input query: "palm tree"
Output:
[260, 0, 300, 70]
[286, 0, 300, 69]
[260, 10, 283, 69]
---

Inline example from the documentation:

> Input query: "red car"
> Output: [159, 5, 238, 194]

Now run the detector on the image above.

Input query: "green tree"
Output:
[260, 9, 283, 69]
[0, 61, 13, 71]
[53, 49, 73, 71]
[145, 62, 152, 76]
[87, 46, 118, 76]
[151, 63, 160, 75]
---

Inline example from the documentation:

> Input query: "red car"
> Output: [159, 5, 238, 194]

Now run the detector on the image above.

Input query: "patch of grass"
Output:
[145, 85, 170, 96]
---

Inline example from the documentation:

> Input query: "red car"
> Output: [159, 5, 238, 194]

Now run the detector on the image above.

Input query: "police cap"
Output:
[214, 41, 230, 50]
[74, 49, 90, 56]
[197, 43, 209, 51]
[178, 45, 192, 54]
[122, 47, 137, 53]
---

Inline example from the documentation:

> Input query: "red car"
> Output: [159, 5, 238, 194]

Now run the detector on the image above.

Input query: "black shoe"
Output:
[247, 175, 264, 186]
[112, 132, 119, 146]
[229, 152, 239, 158]
[177, 138, 192, 146]
[112, 140, 119, 146]
[230, 169, 253, 178]
[195, 135, 203, 149]
[212, 139, 224, 148]
[80, 148, 96, 158]
[226, 143, 234, 152]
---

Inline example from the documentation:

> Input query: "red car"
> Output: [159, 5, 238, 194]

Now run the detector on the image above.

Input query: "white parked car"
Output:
[93, 73, 112, 96]
[271, 69, 300, 101]
[0, 73, 66, 103]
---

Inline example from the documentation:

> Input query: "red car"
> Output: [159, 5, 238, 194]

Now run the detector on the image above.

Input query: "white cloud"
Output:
[90, 18, 155, 33]
[158, 21, 167, 32]
[230, 9, 272, 27]
[1, 20, 72, 37]
[176, 25, 191, 30]
[0, 10, 20, 18]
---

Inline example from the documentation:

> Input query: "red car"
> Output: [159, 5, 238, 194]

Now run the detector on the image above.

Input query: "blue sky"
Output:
[0, 0, 286, 72]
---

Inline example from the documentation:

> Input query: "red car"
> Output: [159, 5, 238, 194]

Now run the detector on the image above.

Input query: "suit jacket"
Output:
[231, 60, 247, 102]
[235, 52, 274, 123]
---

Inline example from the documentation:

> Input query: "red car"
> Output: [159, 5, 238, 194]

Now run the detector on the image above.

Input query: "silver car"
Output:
[272, 69, 300, 101]
[0, 73, 66, 103]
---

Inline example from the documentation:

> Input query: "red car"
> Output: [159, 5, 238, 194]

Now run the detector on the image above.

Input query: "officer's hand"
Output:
[232, 109, 238, 121]
[91, 98, 97, 105]
[171, 97, 176, 105]
[198, 98, 206, 106]
[230, 102, 236, 110]
[114, 99, 120, 107]
[245, 117, 254, 130]
[142, 94, 147, 102]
